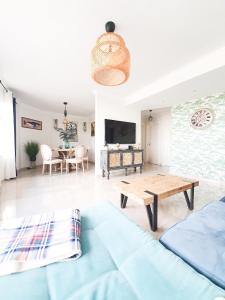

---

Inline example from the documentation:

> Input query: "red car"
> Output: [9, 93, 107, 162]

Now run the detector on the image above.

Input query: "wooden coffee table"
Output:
[117, 174, 199, 231]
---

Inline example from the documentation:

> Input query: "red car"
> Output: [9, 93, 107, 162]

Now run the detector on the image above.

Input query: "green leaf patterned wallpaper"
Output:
[171, 93, 225, 180]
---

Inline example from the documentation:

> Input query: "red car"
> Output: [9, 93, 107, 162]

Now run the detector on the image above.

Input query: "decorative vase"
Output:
[64, 141, 70, 149]
[29, 157, 36, 169]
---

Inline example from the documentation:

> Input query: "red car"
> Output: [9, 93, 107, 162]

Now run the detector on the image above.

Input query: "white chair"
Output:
[65, 146, 85, 173]
[82, 146, 89, 169]
[40, 144, 63, 175]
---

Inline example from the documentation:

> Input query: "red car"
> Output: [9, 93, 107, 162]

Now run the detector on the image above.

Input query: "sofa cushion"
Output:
[160, 200, 225, 290]
[0, 202, 224, 300]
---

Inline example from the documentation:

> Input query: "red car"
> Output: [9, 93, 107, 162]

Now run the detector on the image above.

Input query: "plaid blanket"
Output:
[0, 209, 81, 276]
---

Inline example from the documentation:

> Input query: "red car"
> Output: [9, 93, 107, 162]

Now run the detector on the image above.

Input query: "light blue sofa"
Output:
[0, 202, 224, 300]
[160, 198, 225, 290]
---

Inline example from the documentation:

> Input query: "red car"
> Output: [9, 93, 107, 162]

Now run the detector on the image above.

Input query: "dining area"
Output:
[40, 144, 89, 175]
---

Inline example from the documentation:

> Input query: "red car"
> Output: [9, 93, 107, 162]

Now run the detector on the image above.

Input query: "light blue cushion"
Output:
[0, 202, 224, 300]
[160, 200, 225, 290]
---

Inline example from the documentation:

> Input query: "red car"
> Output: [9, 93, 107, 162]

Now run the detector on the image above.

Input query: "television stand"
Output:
[101, 149, 144, 179]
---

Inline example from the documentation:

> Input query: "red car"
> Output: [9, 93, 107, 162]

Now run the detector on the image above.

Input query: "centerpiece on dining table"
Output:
[56, 102, 78, 148]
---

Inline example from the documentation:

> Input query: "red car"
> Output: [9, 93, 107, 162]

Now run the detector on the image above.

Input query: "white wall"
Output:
[0, 86, 5, 183]
[171, 93, 225, 181]
[17, 101, 94, 169]
[88, 112, 95, 162]
[95, 94, 141, 175]
[143, 109, 171, 166]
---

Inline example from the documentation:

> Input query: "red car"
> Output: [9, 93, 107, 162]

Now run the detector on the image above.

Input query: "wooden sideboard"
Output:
[100, 149, 144, 179]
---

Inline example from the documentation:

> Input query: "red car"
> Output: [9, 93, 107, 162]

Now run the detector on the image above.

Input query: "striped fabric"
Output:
[0, 209, 81, 276]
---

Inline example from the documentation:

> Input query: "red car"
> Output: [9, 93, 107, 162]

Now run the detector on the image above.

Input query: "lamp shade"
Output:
[91, 24, 130, 86]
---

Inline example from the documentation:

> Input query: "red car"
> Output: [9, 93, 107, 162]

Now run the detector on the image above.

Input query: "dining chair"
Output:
[82, 146, 89, 169]
[40, 144, 63, 175]
[65, 146, 85, 173]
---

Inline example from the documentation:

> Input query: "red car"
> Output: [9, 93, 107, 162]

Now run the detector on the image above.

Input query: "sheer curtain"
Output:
[0, 87, 16, 181]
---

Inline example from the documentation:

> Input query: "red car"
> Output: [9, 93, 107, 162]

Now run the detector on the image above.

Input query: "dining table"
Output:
[52, 148, 75, 172]
[54, 148, 75, 159]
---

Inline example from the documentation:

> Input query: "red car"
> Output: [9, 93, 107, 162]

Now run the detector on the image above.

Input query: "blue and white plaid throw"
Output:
[0, 209, 81, 276]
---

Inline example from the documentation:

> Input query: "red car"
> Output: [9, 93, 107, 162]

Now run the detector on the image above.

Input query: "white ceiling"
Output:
[1, 0, 225, 115]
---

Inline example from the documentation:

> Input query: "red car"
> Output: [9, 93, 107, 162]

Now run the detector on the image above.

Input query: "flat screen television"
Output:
[105, 119, 136, 144]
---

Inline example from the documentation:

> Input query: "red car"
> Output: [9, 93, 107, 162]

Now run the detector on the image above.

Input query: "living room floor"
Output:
[1, 163, 225, 239]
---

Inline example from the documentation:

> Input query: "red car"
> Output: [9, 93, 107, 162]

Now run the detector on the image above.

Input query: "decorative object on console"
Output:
[91, 21, 130, 86]
[190, 108, 213, 129]
[21, 117, 42, 130]
[91, 122, 95, 136]
[83, 122, 87, 132]
[24, 141, 39, 168]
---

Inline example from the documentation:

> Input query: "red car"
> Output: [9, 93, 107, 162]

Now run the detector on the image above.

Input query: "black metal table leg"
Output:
[190, 184, 194, 210]
[102, 169, 105, 177]
[123, 196, 128, 208]
[183, 183, 195, 210]
[120, 194, 128, 208]
[121, 194, 124, 208]
[144, 192, 158, 231]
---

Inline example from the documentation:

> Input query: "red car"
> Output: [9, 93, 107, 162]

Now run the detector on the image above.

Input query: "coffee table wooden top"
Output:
[117, 174, 199, 205]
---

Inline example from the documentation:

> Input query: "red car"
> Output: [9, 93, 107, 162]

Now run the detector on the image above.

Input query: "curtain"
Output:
[0, 88, 16, 181]
[13, 97, 17, 176]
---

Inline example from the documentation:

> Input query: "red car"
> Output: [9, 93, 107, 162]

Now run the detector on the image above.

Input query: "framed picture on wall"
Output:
[66, 121, 78, 142]
[53, 119, 58, 129]
[21, 117, 42, 130]
[83, 122, 87, 132]
[91, 121, 95, 136]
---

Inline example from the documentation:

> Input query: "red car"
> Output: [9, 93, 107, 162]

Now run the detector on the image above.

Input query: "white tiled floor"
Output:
[1, 163, 225, 239]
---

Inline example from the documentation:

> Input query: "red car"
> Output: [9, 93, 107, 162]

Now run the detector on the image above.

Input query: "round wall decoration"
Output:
[190, 108, 213, 129]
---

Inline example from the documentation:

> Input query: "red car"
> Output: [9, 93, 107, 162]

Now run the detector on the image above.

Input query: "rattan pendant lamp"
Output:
[91, 21, 130, 86]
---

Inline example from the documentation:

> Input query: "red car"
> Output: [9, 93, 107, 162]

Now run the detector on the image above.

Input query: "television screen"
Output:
[105, 119, 136, 144]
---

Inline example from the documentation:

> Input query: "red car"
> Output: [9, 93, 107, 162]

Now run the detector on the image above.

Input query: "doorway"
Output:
[142, 108, 171, 166]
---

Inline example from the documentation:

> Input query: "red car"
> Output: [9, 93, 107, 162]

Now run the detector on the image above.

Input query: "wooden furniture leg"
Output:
[42, 164, 45, 175]
[50, 164, 52, 176]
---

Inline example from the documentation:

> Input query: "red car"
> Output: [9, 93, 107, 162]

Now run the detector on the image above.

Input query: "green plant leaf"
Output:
[25, 142, 39, 161]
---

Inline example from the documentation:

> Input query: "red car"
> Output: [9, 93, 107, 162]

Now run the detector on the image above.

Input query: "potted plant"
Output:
[57, 128, 76, 148]
[25, 142, 39, 168]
